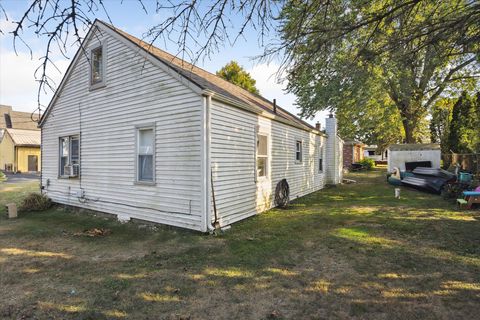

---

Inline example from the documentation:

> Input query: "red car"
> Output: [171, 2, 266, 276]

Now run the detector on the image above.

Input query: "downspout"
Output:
[203, 92, 215, 232]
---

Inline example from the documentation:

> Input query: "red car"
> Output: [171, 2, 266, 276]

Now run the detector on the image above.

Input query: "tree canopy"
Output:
[446, 92, 480, 153]
[2, 0, 479, 143]
[278, 0, 479, 143]
[216, 61, 260, 94]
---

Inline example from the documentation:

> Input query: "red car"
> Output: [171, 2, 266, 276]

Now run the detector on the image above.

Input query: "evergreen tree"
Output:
[447, 92, 478, 153]
[430, 98, 453, 153]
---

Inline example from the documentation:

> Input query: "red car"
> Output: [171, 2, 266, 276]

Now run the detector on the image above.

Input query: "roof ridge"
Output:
[95, 20, 315, 131]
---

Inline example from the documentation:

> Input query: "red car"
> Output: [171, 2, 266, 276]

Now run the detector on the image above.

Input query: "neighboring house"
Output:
[39, 20, 343, 232]
[0, 128, 41, 172]
[387, 144, 441, 172]
[364, 145, 388, 162]
[343, 140, 364, 169]
[0, 105, 40, 140]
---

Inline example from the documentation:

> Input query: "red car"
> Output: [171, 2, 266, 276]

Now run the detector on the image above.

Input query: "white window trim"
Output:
[134, 124, 156, 185]
[295, 139, 303, 164]
[58, 135, 80, 178]
[89, 41, 107, 90]
[256, 132, 269, 181]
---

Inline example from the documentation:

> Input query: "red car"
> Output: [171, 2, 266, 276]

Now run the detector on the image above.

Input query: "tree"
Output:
[447, 92, 480, 153]
[0, 0, 275, 111]
[278, 0, 479, 143]
[429, 98, 454, 153]
[216, 61, 260, 94]
[334, 72, 404, 150]
[2, 0, 479, 129]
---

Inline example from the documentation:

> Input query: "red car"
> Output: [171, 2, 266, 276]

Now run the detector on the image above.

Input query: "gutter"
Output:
[202, 89, 326, 137]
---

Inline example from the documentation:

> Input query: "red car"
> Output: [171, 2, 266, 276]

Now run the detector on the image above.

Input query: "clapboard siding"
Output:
[210, 100, 326, 226]
[41, 27, 204, 230]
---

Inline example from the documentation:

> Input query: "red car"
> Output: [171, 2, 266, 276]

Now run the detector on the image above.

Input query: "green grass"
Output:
[0, 179, 39, 215]
[0, 168, 479, 319]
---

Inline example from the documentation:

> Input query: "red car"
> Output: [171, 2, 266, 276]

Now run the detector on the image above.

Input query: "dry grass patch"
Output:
[0, 168, 479, 319]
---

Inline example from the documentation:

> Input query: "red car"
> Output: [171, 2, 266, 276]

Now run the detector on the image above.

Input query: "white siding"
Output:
[210, 100, 326, 226]
[41, 27, 205, 230]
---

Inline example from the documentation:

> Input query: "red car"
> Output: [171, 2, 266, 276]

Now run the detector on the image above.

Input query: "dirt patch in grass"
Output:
[0, 168, 479, 319]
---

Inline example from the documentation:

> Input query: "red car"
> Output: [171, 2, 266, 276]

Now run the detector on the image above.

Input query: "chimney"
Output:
[273, 99, 277, 114]
[4, 114, 12, 128]
[315, 121, 321, 130]
[325, 113, 343, 185]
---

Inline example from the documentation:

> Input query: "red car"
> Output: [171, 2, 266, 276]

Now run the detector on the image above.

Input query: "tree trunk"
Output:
[402, 118, 416, 143]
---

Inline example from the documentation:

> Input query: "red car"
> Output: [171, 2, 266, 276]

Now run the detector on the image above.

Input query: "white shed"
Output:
[39, 20, 343, 232]
[387, 144, 441, 172]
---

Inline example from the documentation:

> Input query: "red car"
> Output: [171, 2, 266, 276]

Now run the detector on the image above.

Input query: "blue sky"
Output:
[0, 0, 327, 125]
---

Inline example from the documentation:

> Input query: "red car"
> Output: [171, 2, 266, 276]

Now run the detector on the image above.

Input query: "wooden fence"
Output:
[441, 153, 480, 175]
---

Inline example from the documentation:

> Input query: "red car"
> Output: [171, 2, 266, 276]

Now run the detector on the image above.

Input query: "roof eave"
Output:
[203, 90, 326, 137]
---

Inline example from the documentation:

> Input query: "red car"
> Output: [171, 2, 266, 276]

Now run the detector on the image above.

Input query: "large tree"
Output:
[216, 61, 260, 94]
[2, 0, 479, 136]
[278, 0, 479, 143]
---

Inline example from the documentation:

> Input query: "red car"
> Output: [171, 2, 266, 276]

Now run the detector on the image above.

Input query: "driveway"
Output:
[2, 172, 40, 183]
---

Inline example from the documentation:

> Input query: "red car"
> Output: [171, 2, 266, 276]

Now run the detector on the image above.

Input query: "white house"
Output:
[39, 20, 343, 232]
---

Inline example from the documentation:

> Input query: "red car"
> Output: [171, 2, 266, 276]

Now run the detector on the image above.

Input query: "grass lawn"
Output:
[0, 168, 479, 319]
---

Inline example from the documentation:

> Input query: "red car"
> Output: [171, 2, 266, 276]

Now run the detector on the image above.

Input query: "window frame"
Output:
[295, 140, 303, 163]
[89, 42, 106, 90]
[135, 124, 156, 185]
[319, 145, 324, 172]
[58, 135, 80, 178]
[256, 132, 269, 180]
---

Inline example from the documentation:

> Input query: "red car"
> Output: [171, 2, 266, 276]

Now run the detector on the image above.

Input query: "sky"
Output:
[0, 0, 327, 126]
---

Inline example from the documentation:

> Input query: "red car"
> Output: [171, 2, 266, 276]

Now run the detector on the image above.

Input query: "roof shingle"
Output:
[98, 21, 316, 132]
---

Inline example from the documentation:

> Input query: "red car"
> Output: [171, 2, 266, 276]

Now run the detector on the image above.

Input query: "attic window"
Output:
[90, 46, 104, 87]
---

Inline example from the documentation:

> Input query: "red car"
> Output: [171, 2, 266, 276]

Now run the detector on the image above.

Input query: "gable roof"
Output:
[4, 128, 41, 146]
[40, 20, 319, 133]
[98, 21, 315, 131]
[0, 105, 40, 131]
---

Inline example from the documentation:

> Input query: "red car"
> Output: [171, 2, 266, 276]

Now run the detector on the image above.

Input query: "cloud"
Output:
[248, 63, 328, 126]
[0, 48, 69, 112]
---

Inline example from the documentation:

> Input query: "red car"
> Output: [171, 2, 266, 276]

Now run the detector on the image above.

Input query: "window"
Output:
[137, 127, 154, 182]
[59, 135, 80, 177]
[295, 140, 302, 162]
[90, 46, 104, 86]
[319, 146, 323, 172]
[257, 134, 268, 178]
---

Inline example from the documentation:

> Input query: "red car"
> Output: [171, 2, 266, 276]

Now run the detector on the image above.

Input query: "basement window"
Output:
[59, 135, 80, 177]
[295, 140, 302, 163]
[136, 126, 155, 183]
[90, 45, 105, 88]
[257, 134, 268, 178]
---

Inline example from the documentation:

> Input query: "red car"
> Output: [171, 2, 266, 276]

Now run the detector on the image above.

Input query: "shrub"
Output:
[0, 171, 6, 181]
[358, 158, 375, 170]
[20, 193, 52, 212]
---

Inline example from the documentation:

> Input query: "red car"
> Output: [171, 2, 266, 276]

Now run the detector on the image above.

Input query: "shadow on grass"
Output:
[1, 168, 479, 319]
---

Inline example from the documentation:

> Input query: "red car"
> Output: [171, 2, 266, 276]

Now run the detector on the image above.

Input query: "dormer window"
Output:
[90, 45, 105, 88]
